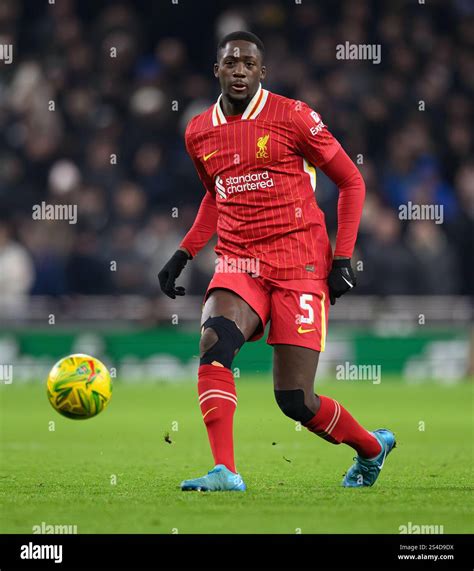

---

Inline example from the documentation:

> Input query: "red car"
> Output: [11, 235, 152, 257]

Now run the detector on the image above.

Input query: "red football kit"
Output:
[177, 85, 383, 477]
[180, 84, 365, 352]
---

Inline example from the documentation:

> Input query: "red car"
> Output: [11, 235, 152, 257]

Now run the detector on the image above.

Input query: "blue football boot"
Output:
[342, 429, 396, 488]
[181, 464, 246, 491]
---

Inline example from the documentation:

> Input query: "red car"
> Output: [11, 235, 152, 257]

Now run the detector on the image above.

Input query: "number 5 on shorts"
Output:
[299, 292, 326, 351]
[299, 294, 314, 325]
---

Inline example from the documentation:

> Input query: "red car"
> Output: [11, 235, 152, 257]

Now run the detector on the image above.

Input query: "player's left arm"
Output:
[292, 102, 366, 304]
[320, 148, 365, 304]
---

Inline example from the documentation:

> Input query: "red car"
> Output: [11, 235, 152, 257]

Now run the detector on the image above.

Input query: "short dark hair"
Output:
[217, 31, 265, 60]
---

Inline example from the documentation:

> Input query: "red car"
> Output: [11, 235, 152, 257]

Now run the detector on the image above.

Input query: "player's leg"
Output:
[273, 344, 383, 457]
[269, 281, 395, 487]
[181, 273, 270, 491]
[273, 344, 320, 422]
[197, 288, 261, 473]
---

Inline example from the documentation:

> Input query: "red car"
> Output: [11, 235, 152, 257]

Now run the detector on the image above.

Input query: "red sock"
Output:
[304, 395, 382, 458]
[198, 364, 237, 473]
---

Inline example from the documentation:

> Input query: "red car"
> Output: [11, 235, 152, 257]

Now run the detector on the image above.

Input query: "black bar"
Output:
[0, 534, 472, 570]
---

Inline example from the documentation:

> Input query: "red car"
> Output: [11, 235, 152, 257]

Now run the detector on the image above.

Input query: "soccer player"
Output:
[159, 31, 395, 491]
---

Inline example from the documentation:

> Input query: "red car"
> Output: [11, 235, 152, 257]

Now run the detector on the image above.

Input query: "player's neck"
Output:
[220, 93, 253, 117]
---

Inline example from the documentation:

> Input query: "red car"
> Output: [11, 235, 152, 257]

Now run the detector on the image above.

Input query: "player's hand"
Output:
[328, 258, 356, 305]
[158, 249, 191, 299]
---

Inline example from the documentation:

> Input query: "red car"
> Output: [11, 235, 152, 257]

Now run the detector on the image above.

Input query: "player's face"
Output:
[214, 40, 266, 103]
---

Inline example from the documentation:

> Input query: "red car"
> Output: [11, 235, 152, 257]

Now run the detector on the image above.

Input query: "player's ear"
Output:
[213, 62, 219, 78]
[260, 65, 266, 80]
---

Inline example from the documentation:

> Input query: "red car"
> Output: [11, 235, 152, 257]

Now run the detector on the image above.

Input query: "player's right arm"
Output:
[158, 120, 218, 298]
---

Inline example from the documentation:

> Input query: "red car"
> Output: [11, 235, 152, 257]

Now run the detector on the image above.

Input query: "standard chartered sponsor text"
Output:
[217, 171, 275, 198]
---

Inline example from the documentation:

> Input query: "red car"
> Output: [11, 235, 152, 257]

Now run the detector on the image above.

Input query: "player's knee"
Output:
[274, 389, 315, 423]
[199, 316, 245, 369]
[199, 328, 218, 356]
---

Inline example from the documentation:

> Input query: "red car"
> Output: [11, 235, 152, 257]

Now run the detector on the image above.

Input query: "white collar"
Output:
[212, 83, 269, 126]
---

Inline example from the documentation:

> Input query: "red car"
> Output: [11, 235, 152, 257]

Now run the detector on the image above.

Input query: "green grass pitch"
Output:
[1, 378, 472, 534]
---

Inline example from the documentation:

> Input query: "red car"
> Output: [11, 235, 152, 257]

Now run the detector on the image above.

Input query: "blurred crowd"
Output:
[0, 0, 472, 300]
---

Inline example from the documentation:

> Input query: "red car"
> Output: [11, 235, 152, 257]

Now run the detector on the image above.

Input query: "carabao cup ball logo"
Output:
[46, 354, 112, 420]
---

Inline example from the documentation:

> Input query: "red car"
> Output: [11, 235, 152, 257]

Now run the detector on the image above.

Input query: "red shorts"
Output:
[204, 260, 330, 352]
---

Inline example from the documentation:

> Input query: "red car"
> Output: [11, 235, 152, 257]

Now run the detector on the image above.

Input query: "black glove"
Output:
[158, 250, 191, 299]
[328, 258, 356, 305]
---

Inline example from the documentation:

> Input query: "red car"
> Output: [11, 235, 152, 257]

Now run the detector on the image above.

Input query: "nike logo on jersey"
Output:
[203, 150, 219, 161]
[297, 326, 316, 334]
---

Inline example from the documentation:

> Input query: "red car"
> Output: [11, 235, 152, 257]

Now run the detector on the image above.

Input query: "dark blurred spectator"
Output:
[0, 220, 34, 312]
[133, 142, 172, 205]
[359, 209, 418, 295]
[105, 224, 148, 294]
[447, 161, 474, 295]
[135, 213, 182, 291]
[83, 138, 124, 198]
[18, 220, 70, 296]
[112, 181, 147, 226]
[76, 184, 109, 233]
[65, 230, 113, 295]
[407, 221, 460, 294]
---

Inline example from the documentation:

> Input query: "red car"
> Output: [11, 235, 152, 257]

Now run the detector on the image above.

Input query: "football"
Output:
[46, 354, 113, 420]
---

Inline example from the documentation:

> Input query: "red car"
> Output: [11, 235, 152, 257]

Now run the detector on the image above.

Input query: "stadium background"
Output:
[0, 0, 473, 536]
[0, 0, 471, 378]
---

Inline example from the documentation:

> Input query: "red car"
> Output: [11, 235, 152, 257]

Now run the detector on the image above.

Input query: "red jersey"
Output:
[183, 84, 356, 280]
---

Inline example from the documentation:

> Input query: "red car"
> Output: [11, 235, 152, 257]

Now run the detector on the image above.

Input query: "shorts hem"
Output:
[267, 339, 324, 352]
[205, 286, 266, 342]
